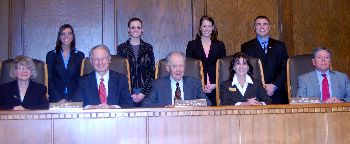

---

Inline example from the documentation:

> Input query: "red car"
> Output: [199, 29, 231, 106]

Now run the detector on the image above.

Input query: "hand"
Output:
[109, 105, 121, 109]
[58, 99, 68, 103]
[246, 97, 263, 105]
[264, 84, 276, 96]
[96, 104, 111, 109]
[13, 105, 26, 110]
[323, 97, 343, 103]
[131, 94, 138, 102]
[131, 93, 146, 103]
[204, 84, 216, 93]
[165, 104, 175, 108]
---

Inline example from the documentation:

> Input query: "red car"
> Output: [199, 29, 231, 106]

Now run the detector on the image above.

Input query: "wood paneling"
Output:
[206, 0, 280, 56]
[290, 0, 350, 75]
[2, 104, 350, 143]
[0, 0, 9, 61]
[116, 0, 193, 61]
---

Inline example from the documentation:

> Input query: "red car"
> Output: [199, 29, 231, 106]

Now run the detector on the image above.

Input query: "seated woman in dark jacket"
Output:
[220, 52, 271, 105]
[0, 55, 49, 110]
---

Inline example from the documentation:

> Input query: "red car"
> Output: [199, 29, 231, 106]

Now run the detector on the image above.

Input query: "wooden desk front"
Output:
[1, 104, 350, 144]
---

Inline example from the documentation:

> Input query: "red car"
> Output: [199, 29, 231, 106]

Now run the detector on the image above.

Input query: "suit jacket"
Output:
[0, 80, 49, 110]
[220, 78, 272, 105]
[46, 49, 85, 102]
[73, 70, 133, 108]
[297, 70, 350, 101]
[142, 75, 211, 107]
[241, 38, 289, 104]
[186, 38, 226, 84]
[117, 38, 155, 96]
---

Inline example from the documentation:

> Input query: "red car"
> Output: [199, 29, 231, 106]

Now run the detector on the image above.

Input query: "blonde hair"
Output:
[9, 55, 37, 79]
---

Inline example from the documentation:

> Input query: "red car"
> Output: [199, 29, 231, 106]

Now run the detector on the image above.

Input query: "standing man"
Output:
[73, 44, 133, 108]
[241, 16, 289, 104]
[142, 51, 211, 107]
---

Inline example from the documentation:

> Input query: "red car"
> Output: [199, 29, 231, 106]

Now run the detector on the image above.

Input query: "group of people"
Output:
[0, 15, 349, 110]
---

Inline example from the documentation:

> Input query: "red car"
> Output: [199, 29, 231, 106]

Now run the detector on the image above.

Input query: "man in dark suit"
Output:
[241, 16, 289, 104]
[142, 51, 211, 107]
[73, 44, 133, 108]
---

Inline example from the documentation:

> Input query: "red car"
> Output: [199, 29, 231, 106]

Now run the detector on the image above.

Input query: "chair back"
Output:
[287, 54, 314, 100]
[0, 59, 48, 86]
[155, 57, 204, 87]
[80, 55, 131, 91]
[216, 55, 264, 106]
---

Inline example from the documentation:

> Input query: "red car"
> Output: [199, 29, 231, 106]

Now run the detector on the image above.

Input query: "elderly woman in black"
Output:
[117, 18, 155, 107]
[220, 52, 271, 105]
[0, 55, 49, 110]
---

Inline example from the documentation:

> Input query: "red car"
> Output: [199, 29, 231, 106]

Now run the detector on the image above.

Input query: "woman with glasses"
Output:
[0, 55, 49, 110]
[186, 15, 226, 106]
[46, 24, 85, 103]
[117, 18, 155, 107]
[220, 52, 271, 105]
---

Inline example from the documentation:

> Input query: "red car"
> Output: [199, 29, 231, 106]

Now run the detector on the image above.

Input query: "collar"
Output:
[315, 69, 330, 76]
[231, 74, 253, 86]
[96, 70, 110, 81]
[169, 75, 183, 83]
[257, 35, 270, 44]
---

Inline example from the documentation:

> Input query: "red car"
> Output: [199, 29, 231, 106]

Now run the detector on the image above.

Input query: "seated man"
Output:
[73, 44, 133, 108]
[297, 47, 350, 103]
[142, 51, 211, 107]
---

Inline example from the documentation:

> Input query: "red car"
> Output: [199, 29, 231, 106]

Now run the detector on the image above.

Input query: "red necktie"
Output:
[321, 74, 330, 101]
[98, 78, 107, 104]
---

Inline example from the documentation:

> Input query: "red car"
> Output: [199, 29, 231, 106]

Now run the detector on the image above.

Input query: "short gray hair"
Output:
[10, 55, 37, 79]
[89, 44, 111, 58]
[312, 47, 332, 58]
[166, 51, 186, 65]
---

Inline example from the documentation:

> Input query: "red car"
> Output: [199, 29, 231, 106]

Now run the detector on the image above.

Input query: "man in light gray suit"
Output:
[297, 47, 350, 103]
[142, 51, 211, 107]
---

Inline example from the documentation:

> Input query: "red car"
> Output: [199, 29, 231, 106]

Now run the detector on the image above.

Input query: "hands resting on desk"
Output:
[323, 97, 344, 104]
[84, 104, 121, 109]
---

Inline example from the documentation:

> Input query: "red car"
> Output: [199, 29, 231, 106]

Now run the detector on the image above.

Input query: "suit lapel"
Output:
[65, 51, 75, 77]
[107, 72, 117, 103]
[253, 39, 265, 58]
[88, 73, 100, 103]
[182, 77, 189, 100]
[164, 76, 173, 104]
[310, 71, 321, 96]
[329, 71, 337, 96]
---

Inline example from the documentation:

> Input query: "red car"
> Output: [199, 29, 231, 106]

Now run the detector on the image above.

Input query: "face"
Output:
[254, 18, 270, 38]
[60, 28, 73, 46]
[166, 55, 185, 81]
[128, 20, 143, 38]
[312, 50, 331, 73]
[15, 64, 32, 81]
[90, 48, 111, 74]
[200, 19, 214, 38]
[233, 58, 249, 76]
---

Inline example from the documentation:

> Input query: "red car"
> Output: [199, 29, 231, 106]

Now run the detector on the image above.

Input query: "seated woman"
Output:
[220, 52, 271, 105]
[0, 55, 49, 110]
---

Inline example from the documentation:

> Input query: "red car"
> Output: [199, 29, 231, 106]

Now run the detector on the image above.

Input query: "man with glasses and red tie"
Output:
[297, 47, 350, 103]
[73, 44, 133, 108]
[142, 51, 211, 107]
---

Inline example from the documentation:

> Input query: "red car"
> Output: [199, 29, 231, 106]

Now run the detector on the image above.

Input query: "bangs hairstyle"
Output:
[196, 15, 218, 41]
[10, 55, 37, 79]
[229, 52, 253, 78]
[55, 24, 76, 52]
[128, 17, 143, 27]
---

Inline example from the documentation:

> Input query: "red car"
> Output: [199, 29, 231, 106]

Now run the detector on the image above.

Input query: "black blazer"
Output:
[0, 80, 49, 110]
[73, 70, 133, 108]
[220, 78, 272, 105]
[186, 39, 226, 84]
[46, 49, 85, 102]
[142, 75, 211, 107]
[241, 38, 289, 104]
[117, 38, 155, 96]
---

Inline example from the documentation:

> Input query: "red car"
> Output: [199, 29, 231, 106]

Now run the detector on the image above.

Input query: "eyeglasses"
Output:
[129, 26, 143, 30]
[16, 66, 33, 71]
[168, 64, 185, 70]
[91, 57, 110, 63]
[60, 32, 73, 37]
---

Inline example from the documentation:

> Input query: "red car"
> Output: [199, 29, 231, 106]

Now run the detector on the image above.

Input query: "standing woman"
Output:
[117, 18, 155, 107]
[46, 24, 85, 103]
[186, 15, 226, 106]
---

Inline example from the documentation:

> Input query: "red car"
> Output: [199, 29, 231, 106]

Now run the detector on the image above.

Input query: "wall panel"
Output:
[116, 0, 193, 61]
[206, 0, 280, 56]
[291, 0, 350, 74]
[0, 0, 9, 61]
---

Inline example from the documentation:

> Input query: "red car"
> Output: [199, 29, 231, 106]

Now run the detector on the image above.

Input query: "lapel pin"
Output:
[229, 87, 236, 92]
